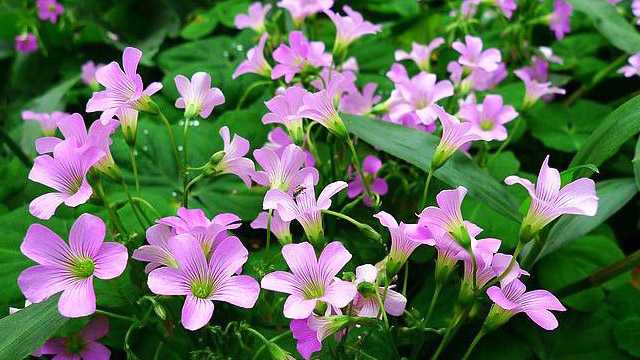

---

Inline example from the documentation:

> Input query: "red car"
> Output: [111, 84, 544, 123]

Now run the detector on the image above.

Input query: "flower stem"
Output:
[426, 282, 443, 321]
[95, 309, 136, 322]
[183, 173, 205, 205]
[461, 329, 485, 360]
[488, 116, 522, 165]
[120, 180, 150, 230]
[236, 81, 271, 110]
[419, 169, 434, 211]
[323, 209, 362, 227]
[131, 196, 161, 218]
[402, 262, 409, 296]
[182, 116, 191, 207]
[265, 209, 273, 263]
[347, 137, 377, 209]
[95, 175, 127, 236]
[430, 306, 472, 360]
[155, 110, 181, 176]
[128, 145, 141, 196]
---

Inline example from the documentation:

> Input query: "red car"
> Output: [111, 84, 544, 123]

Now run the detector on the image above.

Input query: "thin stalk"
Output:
[564, 53, 627, 107]
[484, 239, 523, 290]
[489, 116, 522, 165]
[183, 173, 205, 204]
[402, 262, 409, 296]
[236, 81, 271, 110]
[182, 116, 191, 207]
[426, 282, 443, 321]
[95, 176, 127, 236]
[249, 329, 292, 360]
[131, 197, 161, 218]
[266, 209, 273, 263]
[128, 145, 141, 196]
[347, 138, 376, 209]
[95, 309, 136, 322]
[461, 329, 485, 360]
[155, 111, 181, 175]
[0, 126, 32, 167]
[419, 170, 434, 210]
[375, 284, 390, 328]
[323, 209, 363, 228]
[120, 180, 149, 230]
[430, 306, 471, 360]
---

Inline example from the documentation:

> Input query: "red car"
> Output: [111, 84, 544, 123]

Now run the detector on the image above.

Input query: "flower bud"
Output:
[342, 271, 355, 282]
[357, 223, 382, 243]
[136, 96, 158, 114]
[357, 281, 378, 297]
[314, 301, 328, 316]
[266, 343, 296, 360]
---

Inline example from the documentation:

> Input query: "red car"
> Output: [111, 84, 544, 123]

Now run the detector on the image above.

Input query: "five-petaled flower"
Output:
[348, 155, 388, 207]
[234, 2, 272, 32]
[233, 33, 272, 79]
[40, 315, 111, 360]
[174, 72, 225, 119]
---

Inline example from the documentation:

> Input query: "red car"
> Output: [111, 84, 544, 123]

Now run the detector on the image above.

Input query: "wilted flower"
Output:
[277, 0, 333, 25]
[37, 0, 64, 23]
[15, 33, 38, 53]
[40, 316, 110, 360]
[252, 144, 319, 191]
[458, 94, 518, 141]
[174, 72, 225, 119]
[353, 264, 406, 318]
[234, 2, 272, 32]
[81, 61, 105, 89]
[452, 35, 502, 72]
[148, 235, 259, 330]
[250, 210, 292, 244]
[430, 106, 484, 169]
[272, 31, 332, 83]
[210, 126, 255, 187]
[22, 110, 68, 136]
[514, 69, 565, 109]
[618, 54, 640, 78]
[19, 214, 128, 317]
[261, 241, 356, 319]
[348, 155, 387, 206]
[324, 6, 381, 53]
[233, 32, 272, 79]
[394, 38, 445, 71]
[505, 155, 598, 241]
[262, 86, 309, 143]
[548, 1, 573, 40]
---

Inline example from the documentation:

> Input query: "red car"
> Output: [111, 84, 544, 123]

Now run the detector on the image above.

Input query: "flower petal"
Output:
[211, 275, 259, 308]
[58, 278, 96, 318]
[94, 242, 128, 279]
[283, 295, 317, 319]
[69, 213, 106, 258]
[181, 295, 214, 331]
[21, 223, 73, 266]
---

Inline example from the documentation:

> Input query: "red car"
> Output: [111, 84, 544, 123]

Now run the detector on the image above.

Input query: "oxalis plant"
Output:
[2, 0, 640, 359]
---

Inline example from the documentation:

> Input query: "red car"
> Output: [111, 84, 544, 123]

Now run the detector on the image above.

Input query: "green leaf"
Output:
[180, 9, 218, 40]
[487, 151, 520, 182]
[568, 0, 640, 54]
[536, 178, 637, 261]
[214, 0, 251, 28]
[157, 34, 252, 72]
[0, 296, 69, 359]
[25, 74, 81, 113]
[343, 114, 522, 221]
[570, 94, 640, 177]
[536, 235, 625, 311]
[613, 318, 640, 357]
[560, 164, 599, 186]
[634, 136, 640, 191]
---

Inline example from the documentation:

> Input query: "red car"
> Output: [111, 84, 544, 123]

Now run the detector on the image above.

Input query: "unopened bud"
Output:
[266, 343, 295, 360]
[209, 151, 226, 166]
[357, 223, 382, 242]
[314, 301, 327, 316]
[357, 281, 378, 297]
[342, 272, 355, 282]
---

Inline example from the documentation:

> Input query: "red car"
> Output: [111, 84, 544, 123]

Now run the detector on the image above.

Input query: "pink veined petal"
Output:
[208, 236, 249, 281]
[69, 213, 105, 259]
[374, 211, 399, 229]
[384, 288, 407, 316]
[147, 267, 191, 295]
[21, 223, 73, 266]
[355, 264, 378, 283]
[320, 280, 357, 308]
[356, 296, 380, 318]
[122, 47, 142, 77]
[291, 318, 322, 359]
[81, 315, 109, 341]
[317, 241, 352, 279]
[93, 242, 128, 280]
[284, 295, 317, 319]
[18, 265, 74, 303]
[62, 177, 94, 208]
[524, 309, 559, 330]
[177, 207, 210, 228]
[519, 289, 566, 311]
[210, 275, 260, 308]
[181, 295, 215, 331]
[535, 155, 561, 201]
[263, 189, 299, 220]
[281, 242, 318, 276]
[486, 286, 520, 310]
[174, 75, 191, 99]
[504, 175, 536, 197]
[57, 113, 88, 142]
[260, 271, 300, 295]
[80, 341, 111, 360]
[167, 234, 208, 275]
[58, 278, 96, 318]
[145, 224, 172, 247]
[554, 178, 598, 216]
[143, 82, 163, 96]
[316, 181, 348, 209]
[35, 137, 63, 154]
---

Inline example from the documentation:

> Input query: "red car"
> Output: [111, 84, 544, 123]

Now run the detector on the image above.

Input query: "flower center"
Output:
[48, 4, 57, 12]
[302, 282, 325, 299]
[480, 119, 494, 131]
[191, 279, 214, 299]
[65, 335, 86, 354]
[70, 258, 95, 279]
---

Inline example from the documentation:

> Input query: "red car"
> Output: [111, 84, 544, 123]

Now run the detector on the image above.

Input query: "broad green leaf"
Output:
[568, 0, 640, 54]
[535, 178, 637, 261]
[343, 115, 522, 221]
[180, 9, 218, 40]
[487, 151, 520, 182]
[570, 95, 640, 177]
[157, 34, 252, 72]
[0, 296, 68, 359]
[634, 135, 640, 191]
[214, 0, 251, 28]
[25, 74, 80, 113]
[613, 318, 640, 357]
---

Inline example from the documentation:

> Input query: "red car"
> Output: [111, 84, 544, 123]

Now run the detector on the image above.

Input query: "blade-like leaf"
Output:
[570, 95, 640, 177]
[0, 296, 68, 359]
[634, 136, 640, 191]
[343, 114, 521, 221]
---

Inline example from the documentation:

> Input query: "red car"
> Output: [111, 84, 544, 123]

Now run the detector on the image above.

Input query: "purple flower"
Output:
[353, 264, 406, 317]
[250, 211, 292, 244]
[418, 186, 473, 241]
[387, 72, 454, 126]
[291, 314, 349, 359]
[299, 73, 352, 139]
[310, 68, 357, 95]
[15, 33, 38, 53]
[212, 126, 255, 187]
[264, 127, 315, 167]
[82, 61, 105, 88]
[86, 47, 163, 124]
[234, 2, 272, 32]
[263, 175, 346, 244]
[28, 140, 104, 219]
[272, 31, 332, 83]
[394, 38, 445, 71]
[324, 6, 381, 52]
[132, 224, 178, 272]
[174, 72, 225, 119]
[262, 86, 309, 142]
[548, 1, 573, 40]
[505, 155, 598, 240]
[431, 106, 484, 169]
[490, 253, 528, 286]
[340, 83, 381, 116]
[277, 0, 333, 25]
[252, 143, 318, 191]
[342, 56, 359, 72]
[375, 211, 430, 277]
[452, 35, 502, 72]
[460, 238, 502, 289]
[22, 110, 68, 136]
[261, 241, 356, 319]
[458, 94, 518, 141]
[386, 63, 410, 84]
[495, 0, 516, 18]
[148, 235, 259, 330]
[40, 315, 110, 360]
[514, 69, 566, 109]
[486, 279, 566, 331]
[37, 0, 64, 23]
[233, 32, 272, 79]
[618, 54, 640, 78]
[633, 0, 640, 25]
[19, 214, 128, 317]
[348, 155, 388, 206]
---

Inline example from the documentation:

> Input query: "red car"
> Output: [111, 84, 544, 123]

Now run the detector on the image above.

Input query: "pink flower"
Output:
[394, 38, 445, 71]
[18, 214, 128, 317]
[233, 32, 272, 79]
[495, 0, 516, 18]
[15, 33, 38, 53]
[618, 54, 640, 78]
[375, 211, 431, 277]
[452, 35, 502, 72]
[132, 224, 178, 272]
[148, 235, 259, 330]
[262, 86, 309, 142]
[250, 211, 292, 244]
[263, 175, 347, 245]
[28, 140, 104, 219]
[486, 279, 566, 331]
[514, 69, 565, 108]
[299, 73, 352, 139]
[353, 264, 406, 317]
[213, 126, 255, 187]
[264, 127, 315, 167]
[633, 0, 640, 25]
[22, 110, 68, 136]
[458, 94, 518, 141]
[86, 47, 163, 124]
[261, 241, 357, 319]
[81, 61, 105, 88]
[324, 6, 381, 51]
[278, 0, 333, 24]
[548, 1, 573, 40]
[388, 72, 454, 126]
[342, 56, 359, 72]
[431, 106, 484, 169]
[291, 314, 350, 359]
[252, 143, 318, 191]
[340, 83, 381, 116]
[386, 63, 410, 84]
[348, 155, 388, 206]
[418, 186, 472, 241]
[460, 238, 502, 289]
[40, 315, 111, 360]
[234, 2, 272, 32]
[310, 68, 357, 95]
[174, 72, 225, 119]
[505, 155, 598, 240]
[272, 31, 332, 83]
[37, 0, 64, 23]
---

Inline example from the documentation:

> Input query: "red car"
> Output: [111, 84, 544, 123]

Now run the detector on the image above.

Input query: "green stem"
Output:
[375, 284, 390, 328]
[419, 170, 434, 210]
[521, 236, 544, 270]
[95, 309, 136, 322]
[347, 137, 377, 209]
[323, 209, 363, 228]
[564, 53, 627, 107]
[131, 197, 161, 218]
[489, 116, 522, 165]
[430, 307, 471, 360]
[155, 110, 181, 176]
[128, 145, 141, 196]
[0, 126, 32, 167]
[402, 262, 409, 296]
[249, 329, 292, 360]
[120, 180, 149, 230]
[236, 81, 271, 110]
[461, 329, 485, 360]
[183, 173, 205, 205]
[182, 116, 191, 207]
[426, 282, 443, 321]
[95, 176, 127, 236]
[266, 209, 273, 263]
